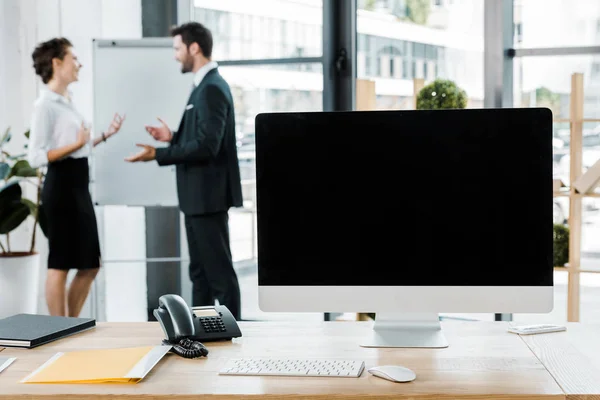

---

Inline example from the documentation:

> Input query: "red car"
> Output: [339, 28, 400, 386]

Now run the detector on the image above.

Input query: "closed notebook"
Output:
[20, 345, 172, 384]
[0, 314, 95, 348]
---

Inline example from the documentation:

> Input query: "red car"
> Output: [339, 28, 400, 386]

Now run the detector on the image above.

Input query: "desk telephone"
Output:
[153, 294, 242, 359]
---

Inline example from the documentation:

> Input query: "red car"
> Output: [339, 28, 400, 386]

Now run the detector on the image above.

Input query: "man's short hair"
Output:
[171, 22, 213, 58]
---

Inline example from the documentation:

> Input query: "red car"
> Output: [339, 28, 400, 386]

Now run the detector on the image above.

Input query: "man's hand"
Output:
[145, 117, 172, 142]
[125, 144, 156, 162]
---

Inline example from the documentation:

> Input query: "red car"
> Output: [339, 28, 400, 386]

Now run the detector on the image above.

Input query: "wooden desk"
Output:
[0, 320, 586, 399]
[518, 322, 600, 400]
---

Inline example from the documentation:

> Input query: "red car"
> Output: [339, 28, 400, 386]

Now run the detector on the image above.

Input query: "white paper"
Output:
[125, 345, 172, 379]
[0, 357, 16, 374]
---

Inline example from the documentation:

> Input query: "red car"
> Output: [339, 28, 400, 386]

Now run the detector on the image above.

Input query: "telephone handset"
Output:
[153, 294, 242, 359]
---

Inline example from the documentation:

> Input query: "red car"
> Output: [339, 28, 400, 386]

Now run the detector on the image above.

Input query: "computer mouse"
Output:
[367, 365, 416, 383]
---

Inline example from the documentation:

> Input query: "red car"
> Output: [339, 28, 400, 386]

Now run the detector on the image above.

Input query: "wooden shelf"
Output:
[553, 191, 600, 198]
[552, 118, 600, 123]
[554, 267, 600, 274]
[579, 269, 600, 274]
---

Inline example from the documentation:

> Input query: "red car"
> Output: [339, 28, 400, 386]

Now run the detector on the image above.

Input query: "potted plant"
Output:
[553, 223, 569, 267]
[0, 127, 46, 318]
[416, 79, 468, 110]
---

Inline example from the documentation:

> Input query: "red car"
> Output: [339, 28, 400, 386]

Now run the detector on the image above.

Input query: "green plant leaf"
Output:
[406, 0, 431, 25]
[7, 153, 26, 160]
[21, 198, 37, 216]
[0, 162, 9, 180]
[0, 181, 22, 208]
[24, 129, 30, 139]
[553, 223, 569, 267]
[0, 201, 30, 234]
[0, 127, 11, 147]
[8, 160, 37, 179]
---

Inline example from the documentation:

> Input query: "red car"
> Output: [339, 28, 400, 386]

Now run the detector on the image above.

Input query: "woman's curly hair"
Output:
[32, 38, 72, 84]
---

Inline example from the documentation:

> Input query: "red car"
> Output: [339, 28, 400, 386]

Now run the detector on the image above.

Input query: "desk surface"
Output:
[519, 323, 600, 400]
[0, 320, 596, 399]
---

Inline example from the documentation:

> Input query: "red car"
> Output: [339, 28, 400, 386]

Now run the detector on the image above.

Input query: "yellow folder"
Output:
[20, 345, 172, 384]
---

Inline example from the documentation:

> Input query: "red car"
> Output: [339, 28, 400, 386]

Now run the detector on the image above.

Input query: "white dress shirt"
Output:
[27, 87, 91, 169]
[193, 61, 218, 87]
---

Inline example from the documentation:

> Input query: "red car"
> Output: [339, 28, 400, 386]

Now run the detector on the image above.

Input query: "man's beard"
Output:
[181, 56, 194, 73]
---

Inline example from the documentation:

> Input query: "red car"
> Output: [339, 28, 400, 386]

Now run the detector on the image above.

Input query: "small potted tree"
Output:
[416, 79, 468, 110]
[0, 127, 46, 318]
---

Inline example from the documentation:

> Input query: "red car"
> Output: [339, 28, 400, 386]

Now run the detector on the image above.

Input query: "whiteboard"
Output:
[92, 39, 191, 206]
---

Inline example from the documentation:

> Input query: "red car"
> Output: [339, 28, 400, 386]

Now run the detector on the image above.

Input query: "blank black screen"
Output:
[255, 108, 553, 286]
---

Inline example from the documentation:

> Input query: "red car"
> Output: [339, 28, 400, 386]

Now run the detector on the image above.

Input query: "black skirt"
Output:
[41, 157, 100, 270]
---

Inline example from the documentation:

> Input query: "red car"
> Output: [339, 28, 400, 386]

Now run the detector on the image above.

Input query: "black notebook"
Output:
[0, 314, 95, 348]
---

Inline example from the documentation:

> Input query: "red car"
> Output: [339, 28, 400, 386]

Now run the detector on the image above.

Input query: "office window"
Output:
[218, 63, 323, 322]
[514, 55, 600, 120]
[194, 0, 322, 60]
[514, 0, 600, 48]
[357, 0, 483, 110]
[192, 1, 324, 322]
[592, 62, 600, 80]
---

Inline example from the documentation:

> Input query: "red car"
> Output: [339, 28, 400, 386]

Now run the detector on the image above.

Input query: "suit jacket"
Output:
[155, 68, 243, 216]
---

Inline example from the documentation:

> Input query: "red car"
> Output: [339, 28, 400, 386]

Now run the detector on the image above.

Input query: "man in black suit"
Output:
[125, 22, 243, 320]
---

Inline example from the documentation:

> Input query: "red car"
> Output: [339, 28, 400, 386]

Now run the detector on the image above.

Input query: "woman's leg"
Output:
[67, 268, 99, 317]
[46, 269, 69, 316]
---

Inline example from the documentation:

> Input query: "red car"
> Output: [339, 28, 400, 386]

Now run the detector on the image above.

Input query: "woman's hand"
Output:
[76, 122, 91, 148]
[105, 113, 126, 138]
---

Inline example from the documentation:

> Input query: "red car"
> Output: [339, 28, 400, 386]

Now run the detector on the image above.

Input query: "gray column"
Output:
[145, 206, 181, 321]
[323, 0, 357, 112]
[484, 0, 513, 109]
[142, 0, 178, 38]
[485, 0, 514, 322]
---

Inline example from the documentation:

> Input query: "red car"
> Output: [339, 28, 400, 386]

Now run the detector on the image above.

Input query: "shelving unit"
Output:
[555, 73, 600, 322]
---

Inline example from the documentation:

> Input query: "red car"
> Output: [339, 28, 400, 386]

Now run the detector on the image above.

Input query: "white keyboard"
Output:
[219, 358, 365, 377]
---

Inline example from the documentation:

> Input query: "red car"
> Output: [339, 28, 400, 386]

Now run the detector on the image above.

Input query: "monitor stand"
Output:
[359, 312, 449, 348]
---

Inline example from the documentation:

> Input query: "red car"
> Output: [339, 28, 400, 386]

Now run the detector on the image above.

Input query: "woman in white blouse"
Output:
[28, 38, 125, 317]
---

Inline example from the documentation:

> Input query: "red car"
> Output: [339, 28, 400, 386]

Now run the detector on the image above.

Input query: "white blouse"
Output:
[27, 87, 92, 169]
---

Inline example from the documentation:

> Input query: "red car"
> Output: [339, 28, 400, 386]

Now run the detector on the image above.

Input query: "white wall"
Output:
[0, 0, 143, 319]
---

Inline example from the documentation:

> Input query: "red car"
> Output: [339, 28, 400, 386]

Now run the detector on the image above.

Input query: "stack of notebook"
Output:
[0, 314, 95, 348]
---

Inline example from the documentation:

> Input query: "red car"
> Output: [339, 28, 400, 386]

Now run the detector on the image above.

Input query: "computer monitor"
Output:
[254, 108, 553, 348]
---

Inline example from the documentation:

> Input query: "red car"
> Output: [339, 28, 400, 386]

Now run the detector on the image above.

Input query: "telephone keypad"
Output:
[200, 317, 227, 333]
